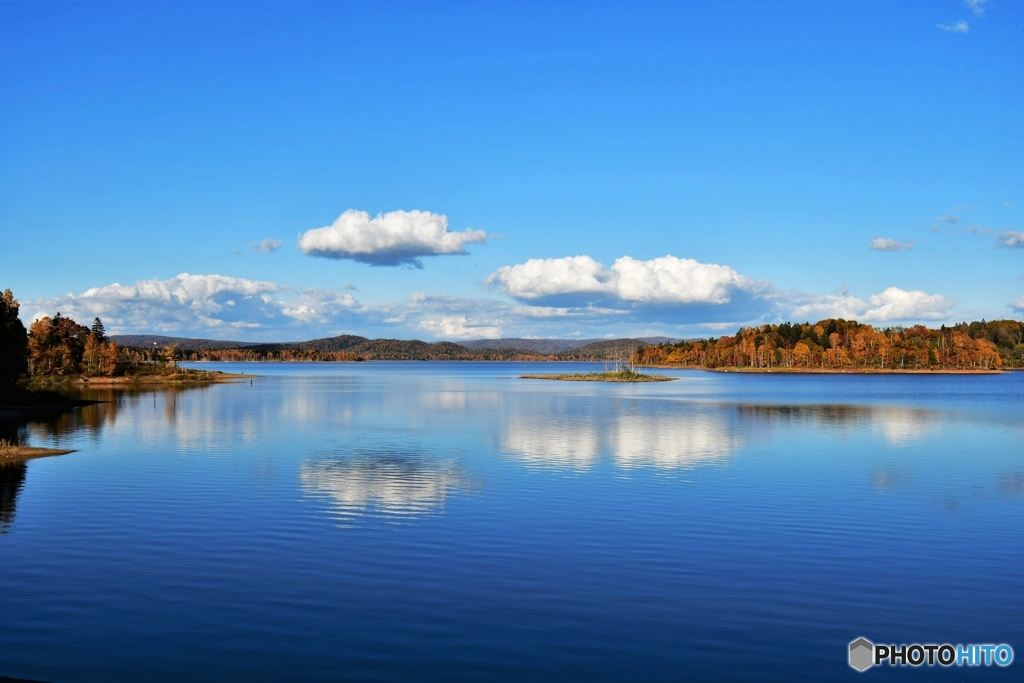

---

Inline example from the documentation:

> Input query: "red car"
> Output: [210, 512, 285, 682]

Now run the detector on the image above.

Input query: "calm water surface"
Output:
[2, 362, 1022, 681]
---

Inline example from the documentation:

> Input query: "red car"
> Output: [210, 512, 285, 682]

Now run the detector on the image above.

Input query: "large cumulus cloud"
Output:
[485, 254, 768, 318]
[484, 253, 964, 329]
[298, 209, 487, 267]
[789, 286, 953, 322]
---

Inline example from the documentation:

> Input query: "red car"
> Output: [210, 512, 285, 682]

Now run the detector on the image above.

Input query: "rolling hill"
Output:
[110, 333, 661, 361]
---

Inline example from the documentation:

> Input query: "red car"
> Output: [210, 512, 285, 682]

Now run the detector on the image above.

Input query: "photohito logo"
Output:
[848, 637, 1013, 672]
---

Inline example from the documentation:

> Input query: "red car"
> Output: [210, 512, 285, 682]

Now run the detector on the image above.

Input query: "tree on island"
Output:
[0, 289, 29, 394]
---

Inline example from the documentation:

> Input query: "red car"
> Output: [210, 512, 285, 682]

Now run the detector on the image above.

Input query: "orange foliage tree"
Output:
[635, 318, 1022, 371]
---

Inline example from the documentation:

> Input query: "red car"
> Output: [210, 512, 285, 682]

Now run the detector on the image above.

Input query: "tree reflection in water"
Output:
[0, 383, 211, 532]
[0, 462, 27, 532]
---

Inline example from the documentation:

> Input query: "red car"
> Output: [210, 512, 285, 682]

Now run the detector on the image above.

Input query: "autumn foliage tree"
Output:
[635, 318, 1023, 371]
[28, 313, 120, 377]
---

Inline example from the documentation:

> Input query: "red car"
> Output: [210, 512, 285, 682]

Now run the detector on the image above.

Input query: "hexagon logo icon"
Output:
[849, 637, 874, 672]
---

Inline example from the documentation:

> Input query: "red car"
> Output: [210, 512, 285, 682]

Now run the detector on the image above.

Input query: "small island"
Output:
[520, 368, 675, 382]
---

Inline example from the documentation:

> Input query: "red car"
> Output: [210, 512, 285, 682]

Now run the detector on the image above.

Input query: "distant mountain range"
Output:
[109, 335, 263, 350]
[108, 334, 677, 361]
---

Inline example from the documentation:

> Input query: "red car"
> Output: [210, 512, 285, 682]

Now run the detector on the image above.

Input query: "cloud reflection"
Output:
[502, 401, 944, 472]
[300, 449, 471, 523]
[502, 412, 602, 469]
[613, 413, 739, 470]
[501, 402, 739, 471]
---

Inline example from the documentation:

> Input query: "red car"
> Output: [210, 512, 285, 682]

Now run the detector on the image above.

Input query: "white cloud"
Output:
[24, 273, 358, 337]
[864, 287, 953, 321]
[367, 293, 513, 339]
[363, 292, 650, 341]
[789, 291, 869, 321]
[965, 225, 991, 235]
[998, 231, 1024, 249]
[298, 209, 487, 266]
[614, 256, 762, 303]
[279, 288, 359, 324]
[936, 214, 961, 224]
[417, 316, 503, 340]
[486, 254, 766, 307]
[487, 255, 609, 300]
[789, 287, 952, 322]
[1012, 295, 1024, 313]
[870, 238, 914, 252]
[937, 21, 969, 33]
[251, 238, 282, 253]
[965, 0, 987, 17]
[19, 269, 960, 343]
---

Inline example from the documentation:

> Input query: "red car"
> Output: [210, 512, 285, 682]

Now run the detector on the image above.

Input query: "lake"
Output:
[2, 362, 1022, 681]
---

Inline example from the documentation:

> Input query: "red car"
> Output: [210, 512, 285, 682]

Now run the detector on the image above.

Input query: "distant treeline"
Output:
[166, 337, 647, 363]
[635, 319, 1024, 370]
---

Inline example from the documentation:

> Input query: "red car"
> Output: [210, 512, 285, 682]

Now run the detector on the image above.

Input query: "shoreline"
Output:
[25, 371, 257, 389]
[649, 366, 1004, 375]
[177, 359, 1015, 373]
[75, 371, 256, 385]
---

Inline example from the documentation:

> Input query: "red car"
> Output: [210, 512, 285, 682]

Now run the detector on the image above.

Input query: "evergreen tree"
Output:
[91, 317, 106, 343]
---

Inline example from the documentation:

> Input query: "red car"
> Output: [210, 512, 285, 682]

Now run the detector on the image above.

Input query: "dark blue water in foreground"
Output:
[2, 363, 1022, 682]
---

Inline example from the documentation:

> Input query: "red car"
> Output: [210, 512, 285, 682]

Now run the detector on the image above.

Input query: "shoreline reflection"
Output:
[501, 399, 946, 472]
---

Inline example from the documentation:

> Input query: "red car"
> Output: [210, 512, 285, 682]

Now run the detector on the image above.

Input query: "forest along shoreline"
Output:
[0, 290, 253, 462]
[634, 320, 1021, 372]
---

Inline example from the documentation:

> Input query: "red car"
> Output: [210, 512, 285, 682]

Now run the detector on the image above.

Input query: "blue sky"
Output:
[2, 0, 1022, 340]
